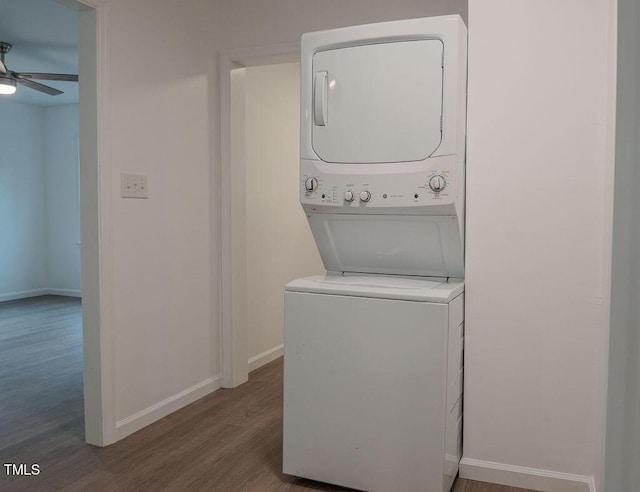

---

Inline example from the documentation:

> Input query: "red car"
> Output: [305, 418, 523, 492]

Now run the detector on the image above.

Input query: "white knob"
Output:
[429, 175, 446, 193]
[344, 190, 354, 202]
[359, 190, 371, 202]
[304, 177, 318, 192]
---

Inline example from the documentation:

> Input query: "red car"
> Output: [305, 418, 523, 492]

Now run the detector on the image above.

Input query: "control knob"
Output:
[304, 177, 318, 192]
[429, 174, 446, 193]
[344, 190, 354, 202]
[359, 190, 371, 202]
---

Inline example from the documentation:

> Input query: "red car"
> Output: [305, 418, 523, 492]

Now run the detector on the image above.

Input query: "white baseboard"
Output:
[47, 288, 82, 298]
[0, 289, 50, 303]
[459, 457, 596, 492]
[0, 288, 82, 303]
[115, 375, 222, 441]
[248, 344, 284, 372]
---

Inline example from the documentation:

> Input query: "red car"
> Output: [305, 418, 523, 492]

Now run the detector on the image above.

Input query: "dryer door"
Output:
[312, 40, 443, 164]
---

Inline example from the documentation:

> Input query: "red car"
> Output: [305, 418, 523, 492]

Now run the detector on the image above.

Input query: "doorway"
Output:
[3, 0, 104, 445]
[221, 48, 324, 387]
[0, 0, 87, 452]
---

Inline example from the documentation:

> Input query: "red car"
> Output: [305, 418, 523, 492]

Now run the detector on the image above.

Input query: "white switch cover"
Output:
[120, 173, 148, 198]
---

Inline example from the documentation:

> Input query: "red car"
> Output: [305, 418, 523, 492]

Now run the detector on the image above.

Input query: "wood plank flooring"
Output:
[0, 296, 84, 453]
[0, 296, 537, 492]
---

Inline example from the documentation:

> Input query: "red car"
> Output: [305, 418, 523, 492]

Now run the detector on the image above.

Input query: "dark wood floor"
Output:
[0, 296, 536, 492]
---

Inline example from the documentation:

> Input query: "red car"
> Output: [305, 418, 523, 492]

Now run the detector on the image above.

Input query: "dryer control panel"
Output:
[300, 156, 462, 216]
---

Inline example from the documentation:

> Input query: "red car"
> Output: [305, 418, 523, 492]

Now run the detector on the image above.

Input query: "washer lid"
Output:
[286, 275, 464, 303]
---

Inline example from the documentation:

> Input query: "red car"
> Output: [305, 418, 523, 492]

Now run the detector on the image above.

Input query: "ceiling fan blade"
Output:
[0, 60, 6, 74]
[18, 72, 78, 82]
[17, 77, 63, 96]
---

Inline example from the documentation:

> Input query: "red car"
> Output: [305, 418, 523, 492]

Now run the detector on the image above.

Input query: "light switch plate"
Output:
[120, 173, 148, 198]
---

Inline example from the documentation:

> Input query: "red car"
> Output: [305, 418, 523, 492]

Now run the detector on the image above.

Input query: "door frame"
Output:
[76, 0, 115, 446]
[218, 43, 299, 388]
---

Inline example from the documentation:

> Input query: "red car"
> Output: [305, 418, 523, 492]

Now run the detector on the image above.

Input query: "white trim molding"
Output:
[115, 376, 222, 441]
[0, 289, 50, 303]
[459, 457, 596, 492]
[75, 0, 113, 7]
[248, 344, 284, 373]
[93, 0, 116, 446]
[0, 288, 82, 303]
[218, 42, 299, 389]
[77, 0, 116, 447]
[47, 288, 82, 298]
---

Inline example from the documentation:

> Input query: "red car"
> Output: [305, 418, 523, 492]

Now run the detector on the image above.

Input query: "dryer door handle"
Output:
[313, 71, 328, 126]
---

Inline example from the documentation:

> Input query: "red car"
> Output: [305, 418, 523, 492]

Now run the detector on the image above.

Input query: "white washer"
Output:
[283, 275, 464, 492]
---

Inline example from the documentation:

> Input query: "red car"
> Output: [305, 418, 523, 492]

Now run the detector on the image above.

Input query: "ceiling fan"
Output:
[0, 41, 78, 96]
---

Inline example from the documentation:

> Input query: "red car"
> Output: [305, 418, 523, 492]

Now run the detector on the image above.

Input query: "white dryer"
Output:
[298, 15, 467, 279]
[284, 15, 467, 492]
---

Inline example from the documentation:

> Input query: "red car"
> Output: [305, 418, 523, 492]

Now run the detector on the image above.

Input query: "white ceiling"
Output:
[0, 0, 78, 106]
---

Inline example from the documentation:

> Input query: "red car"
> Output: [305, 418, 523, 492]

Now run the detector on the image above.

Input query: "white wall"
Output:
[212, 0, 467, 49]
[243, 63, 324, 367]
[605, 0, 640, 488]
[0, 100, 81, 302]
[44, 104, 82, 296]
[92, 0, 467, 443]
[104, 0, 218, 436]
[0, 101, 47, 301]
[463, 1, 616, 491]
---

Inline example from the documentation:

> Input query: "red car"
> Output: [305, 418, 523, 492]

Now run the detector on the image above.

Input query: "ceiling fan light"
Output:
[0, 76, 16, 95]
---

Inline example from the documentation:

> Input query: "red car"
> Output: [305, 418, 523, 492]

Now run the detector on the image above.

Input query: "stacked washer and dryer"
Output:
[283, 15, 467, 492]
